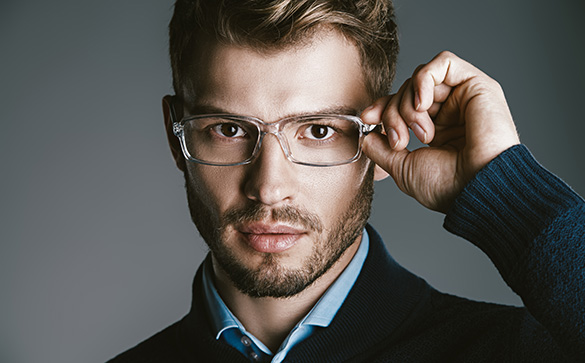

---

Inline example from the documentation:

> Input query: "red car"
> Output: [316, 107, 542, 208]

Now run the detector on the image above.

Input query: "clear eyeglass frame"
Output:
[170, 102, 380, 167]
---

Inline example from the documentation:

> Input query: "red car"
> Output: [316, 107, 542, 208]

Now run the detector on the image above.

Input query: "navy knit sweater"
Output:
[108, 145, 585, 362]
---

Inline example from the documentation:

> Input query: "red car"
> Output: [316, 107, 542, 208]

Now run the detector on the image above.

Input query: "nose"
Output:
[244, 134, 297, 206]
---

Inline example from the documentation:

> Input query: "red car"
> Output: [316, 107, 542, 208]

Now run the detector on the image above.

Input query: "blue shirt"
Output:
[202, 229, 370, 362]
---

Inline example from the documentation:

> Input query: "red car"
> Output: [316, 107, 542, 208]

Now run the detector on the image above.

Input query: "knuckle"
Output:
[415, 68, 429, 79]
[488, 77, 503, 91]
[438, 50, 456, 59]
[412, 69, 429, 87]
[474, 75, 503, 94]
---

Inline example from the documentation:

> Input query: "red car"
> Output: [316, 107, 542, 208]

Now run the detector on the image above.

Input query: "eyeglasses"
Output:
[171, 104, 379, 167]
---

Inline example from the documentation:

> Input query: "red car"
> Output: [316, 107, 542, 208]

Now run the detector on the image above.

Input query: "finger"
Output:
[362, 86, 411, 150]
[361, 94, 403, 149]
[426, 84, 452, 118]
[428, 124, 465, 148]
[433, 83, 452, 104]
[361, 95, 392, 125]
[380, 80, 412, 150]
[398, 79, 436, 144]
[432, 93, 464, 128]
[412, 51, 484, 112]
[362, 132, 410, 187]
[427, 102, 442, 118]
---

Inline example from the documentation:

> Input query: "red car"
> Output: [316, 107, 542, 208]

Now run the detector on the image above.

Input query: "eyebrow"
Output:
[187, 104, 361, 120]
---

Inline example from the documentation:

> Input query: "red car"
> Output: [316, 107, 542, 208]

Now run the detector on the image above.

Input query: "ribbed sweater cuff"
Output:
[443, 144, 582, 278]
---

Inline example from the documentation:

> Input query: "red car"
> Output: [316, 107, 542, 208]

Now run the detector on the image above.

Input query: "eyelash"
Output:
[207, 123, 249, 141]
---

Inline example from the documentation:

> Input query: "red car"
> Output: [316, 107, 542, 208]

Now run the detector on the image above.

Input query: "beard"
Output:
[185, 166, 374, 298]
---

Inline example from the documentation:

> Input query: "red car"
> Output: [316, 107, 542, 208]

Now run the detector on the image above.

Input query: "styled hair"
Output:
[169, 0, 398, 100]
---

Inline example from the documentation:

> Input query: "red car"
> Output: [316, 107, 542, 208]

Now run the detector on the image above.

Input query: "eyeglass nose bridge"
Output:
[253, 121, 294, 162]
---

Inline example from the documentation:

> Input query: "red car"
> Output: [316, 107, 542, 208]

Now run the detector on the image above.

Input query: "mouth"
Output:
[238, 222, 307, 253]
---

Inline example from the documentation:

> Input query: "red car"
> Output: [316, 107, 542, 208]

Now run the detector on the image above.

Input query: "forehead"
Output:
[187, 30, 371, 120]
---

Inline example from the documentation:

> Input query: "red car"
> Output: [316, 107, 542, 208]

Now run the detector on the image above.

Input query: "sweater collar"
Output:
[284, 224, 430, 362]
[184, 224, 430, 362]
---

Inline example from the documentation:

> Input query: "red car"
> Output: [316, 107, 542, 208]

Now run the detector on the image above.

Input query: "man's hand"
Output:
[362, 51, 520, 213]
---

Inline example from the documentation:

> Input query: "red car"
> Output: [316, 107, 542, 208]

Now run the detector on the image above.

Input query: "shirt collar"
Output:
[202, 228, 370, 337]
[202, 258, 242, 339]
[295, 229, 369, 327]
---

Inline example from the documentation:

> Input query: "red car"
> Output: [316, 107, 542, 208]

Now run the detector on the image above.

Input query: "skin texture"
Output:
[361, 52, 520, 213]
[361, 51, 520, 213]
[162, 35, 521, 352]
[163, 30, 382, 351]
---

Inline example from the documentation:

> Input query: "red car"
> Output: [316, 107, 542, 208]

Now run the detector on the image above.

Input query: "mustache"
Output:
[223, 204, 324, 233]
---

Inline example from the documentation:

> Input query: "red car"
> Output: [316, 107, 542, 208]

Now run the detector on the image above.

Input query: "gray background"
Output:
[2, 1, 584, 362]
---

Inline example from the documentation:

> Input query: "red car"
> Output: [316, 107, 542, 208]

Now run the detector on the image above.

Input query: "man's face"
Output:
[178, 30, 375, 298]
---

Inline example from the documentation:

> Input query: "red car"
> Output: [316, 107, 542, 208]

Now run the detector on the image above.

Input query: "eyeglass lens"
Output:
[182, 116, 362, 165]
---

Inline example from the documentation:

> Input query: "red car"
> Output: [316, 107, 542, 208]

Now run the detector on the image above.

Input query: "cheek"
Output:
[298, 160, 371, 220]
[187, 158, 372, 223]
[186, 165, 245, 214]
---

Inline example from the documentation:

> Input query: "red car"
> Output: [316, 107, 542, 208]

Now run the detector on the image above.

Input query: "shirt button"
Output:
[249, 351, 260, 361]
[241, 335, 252, 347]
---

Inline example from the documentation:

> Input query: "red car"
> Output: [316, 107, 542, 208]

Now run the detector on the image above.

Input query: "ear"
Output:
[162, 95, 187, 172]
[373, 163, 389, 181]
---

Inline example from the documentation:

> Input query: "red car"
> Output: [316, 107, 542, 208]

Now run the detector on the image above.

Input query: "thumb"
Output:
[362, 133, 410, 190]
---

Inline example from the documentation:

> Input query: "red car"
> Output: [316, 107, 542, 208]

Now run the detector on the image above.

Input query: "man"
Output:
[109, 0, 584, 361]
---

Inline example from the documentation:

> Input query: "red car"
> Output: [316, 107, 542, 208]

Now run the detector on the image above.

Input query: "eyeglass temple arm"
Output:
[168, 96, 185, 137]
[168, 96, 179, 123]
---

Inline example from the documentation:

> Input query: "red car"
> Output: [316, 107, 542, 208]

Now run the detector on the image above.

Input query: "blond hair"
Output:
[169, 0, 398, 100]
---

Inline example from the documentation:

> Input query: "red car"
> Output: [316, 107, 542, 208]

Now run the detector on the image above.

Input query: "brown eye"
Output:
[221, 124, 238, 137]
[310, 125, 329, 139]
[213, 123, 246, 138]
[303, 124, 335, 140]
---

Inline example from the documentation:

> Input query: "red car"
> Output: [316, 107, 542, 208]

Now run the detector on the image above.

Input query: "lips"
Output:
[238, 222, 306, 253]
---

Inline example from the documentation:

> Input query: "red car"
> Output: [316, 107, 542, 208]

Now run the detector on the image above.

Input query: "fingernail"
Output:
[414, 91, 421, 111]
[411, 123, 427, 143]
[389, 128, 400, 149]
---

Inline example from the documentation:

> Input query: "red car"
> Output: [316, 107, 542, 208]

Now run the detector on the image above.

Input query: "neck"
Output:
[211, 237, 361, 353]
